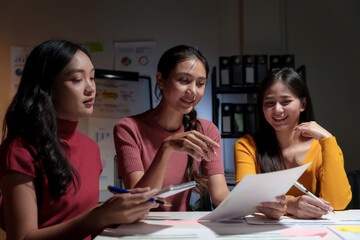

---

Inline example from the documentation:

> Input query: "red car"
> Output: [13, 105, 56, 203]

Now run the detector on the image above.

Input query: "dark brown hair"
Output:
[156, 45, 209, 195]
[2, 40, 90, 197]
[255, 68, 315, 172]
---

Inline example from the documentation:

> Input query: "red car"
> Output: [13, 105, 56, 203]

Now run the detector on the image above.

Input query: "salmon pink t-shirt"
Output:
[113, 110, 224, 211]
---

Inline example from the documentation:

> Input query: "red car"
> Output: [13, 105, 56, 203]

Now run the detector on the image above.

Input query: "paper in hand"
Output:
[200, 162, 312, 221]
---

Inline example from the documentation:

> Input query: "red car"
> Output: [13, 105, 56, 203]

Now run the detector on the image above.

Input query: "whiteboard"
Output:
[93, 78, 150, 118]
[93, 69, 152, 118]
[78, 69, 153, 192]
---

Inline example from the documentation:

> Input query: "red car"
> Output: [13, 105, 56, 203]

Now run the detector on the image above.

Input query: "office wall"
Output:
[0, 0, 243, 133]
[0, 0, 358, 169]
[0, 1, 358, 173]
[242, 0, 360, 170]
[285, 0, 360, 170]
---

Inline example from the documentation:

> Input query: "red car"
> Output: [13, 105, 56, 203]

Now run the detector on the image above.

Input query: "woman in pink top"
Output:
[114, 45, 286, 218]
[0, 40, 159, 240]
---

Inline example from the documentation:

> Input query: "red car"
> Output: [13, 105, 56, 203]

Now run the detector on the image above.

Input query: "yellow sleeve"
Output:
[319, 137, 352, 210]
[234, 135, 260, 184]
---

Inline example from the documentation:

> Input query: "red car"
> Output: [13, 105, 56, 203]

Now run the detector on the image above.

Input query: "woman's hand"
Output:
[294, 121, 332, 140]
[96, 187, 159, 227]
[286, 195, 333, 219]
[257, 195, 287, 219]
[162, 130, 220, 161]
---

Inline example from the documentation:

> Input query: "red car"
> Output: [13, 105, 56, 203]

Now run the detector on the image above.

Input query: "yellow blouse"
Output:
[234, 135, 352, 210]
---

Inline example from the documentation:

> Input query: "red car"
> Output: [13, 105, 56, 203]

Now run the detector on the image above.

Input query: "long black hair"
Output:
[156, 45, 209, 195]
[255, 68, 315, 172]
[2, 40, 91, 198]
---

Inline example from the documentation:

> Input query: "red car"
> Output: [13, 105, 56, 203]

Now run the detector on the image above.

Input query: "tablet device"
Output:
[155, 181, 197, 198]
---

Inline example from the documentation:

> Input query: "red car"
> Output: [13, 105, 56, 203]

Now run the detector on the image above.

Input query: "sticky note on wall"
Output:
[89, 42, 104, 53]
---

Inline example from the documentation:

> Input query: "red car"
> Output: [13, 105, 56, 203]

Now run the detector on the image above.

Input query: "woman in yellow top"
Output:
[234, 68, 352, 219]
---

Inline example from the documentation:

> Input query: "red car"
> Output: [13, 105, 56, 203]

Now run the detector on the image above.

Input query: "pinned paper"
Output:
[280, 228, 328, 238]
[89, 42, 104, 53]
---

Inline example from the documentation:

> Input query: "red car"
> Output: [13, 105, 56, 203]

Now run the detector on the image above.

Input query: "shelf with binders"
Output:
[211, 65, 258, 139]
[212, 55, 264, 139]
[221, 132, 255, 139]
[210, 65, 259, 186]
[214, 85, 258, 94]
[212, 54, 303, 138]
[218, 101, 257, 138]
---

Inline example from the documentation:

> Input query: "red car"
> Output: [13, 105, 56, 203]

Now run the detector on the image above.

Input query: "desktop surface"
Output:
[94, 211, 360, 239]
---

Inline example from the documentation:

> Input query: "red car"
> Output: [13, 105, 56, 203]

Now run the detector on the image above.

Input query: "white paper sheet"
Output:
[114, 41, 158, 107]
[332, 210, 360, 222]
[87, 117, 119, 190]
[245, 210, 360, 225]
[245, 213, 338, 225]
[200, 162, 311, 221]
[10, 46, 32, 96]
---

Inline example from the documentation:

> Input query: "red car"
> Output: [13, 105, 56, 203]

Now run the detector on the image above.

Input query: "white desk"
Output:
[94, 211, 360, 240]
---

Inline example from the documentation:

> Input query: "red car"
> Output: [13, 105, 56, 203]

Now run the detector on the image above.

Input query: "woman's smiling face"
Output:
[158, 58, 207, 115]
[262, 80, 306, 132]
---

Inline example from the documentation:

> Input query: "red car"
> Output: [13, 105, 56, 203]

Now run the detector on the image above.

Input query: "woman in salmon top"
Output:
[114, 45, 286, 219]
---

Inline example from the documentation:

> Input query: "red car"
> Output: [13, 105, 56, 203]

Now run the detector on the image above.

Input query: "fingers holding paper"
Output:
[257, 195, 287, 219]
[286, 195, 333, 219]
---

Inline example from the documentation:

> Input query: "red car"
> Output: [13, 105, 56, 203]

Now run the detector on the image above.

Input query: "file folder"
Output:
[269, 55, 283, 71]
[256, 55, 268, 85]
[233, 104, 244, 133]
[229, 55, 243, 87]
[282, 54, 295, 69]
[219, 57, 230, 86]
[244, 104, 256, 133]
[221, 103, 232, 133]
[244, 55, 255, 85]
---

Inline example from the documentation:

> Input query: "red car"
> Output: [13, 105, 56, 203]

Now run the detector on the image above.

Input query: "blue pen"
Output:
[107, 185, 172, 207]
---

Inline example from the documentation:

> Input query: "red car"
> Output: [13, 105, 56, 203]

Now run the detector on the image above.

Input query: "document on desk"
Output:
[245, 210, 360, 225]
[200, 162, 311, 221]
[328, 225, 360, 240]
[332, 210, 360, 222]
[245, 213, 338, 225]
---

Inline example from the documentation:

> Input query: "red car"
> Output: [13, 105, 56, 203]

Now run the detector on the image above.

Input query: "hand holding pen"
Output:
[287, 181, 334, 218]
[293, 181, 324, 204]
[96, 186, 160, 225]
[108, 185, 172, 207]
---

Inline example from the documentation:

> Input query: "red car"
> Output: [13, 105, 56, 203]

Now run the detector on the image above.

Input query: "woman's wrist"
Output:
[318, 128, 333, 140]
[284, 196, 297, 216]
[160, 139, 174, 157]
[88, 204, 107, 231]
